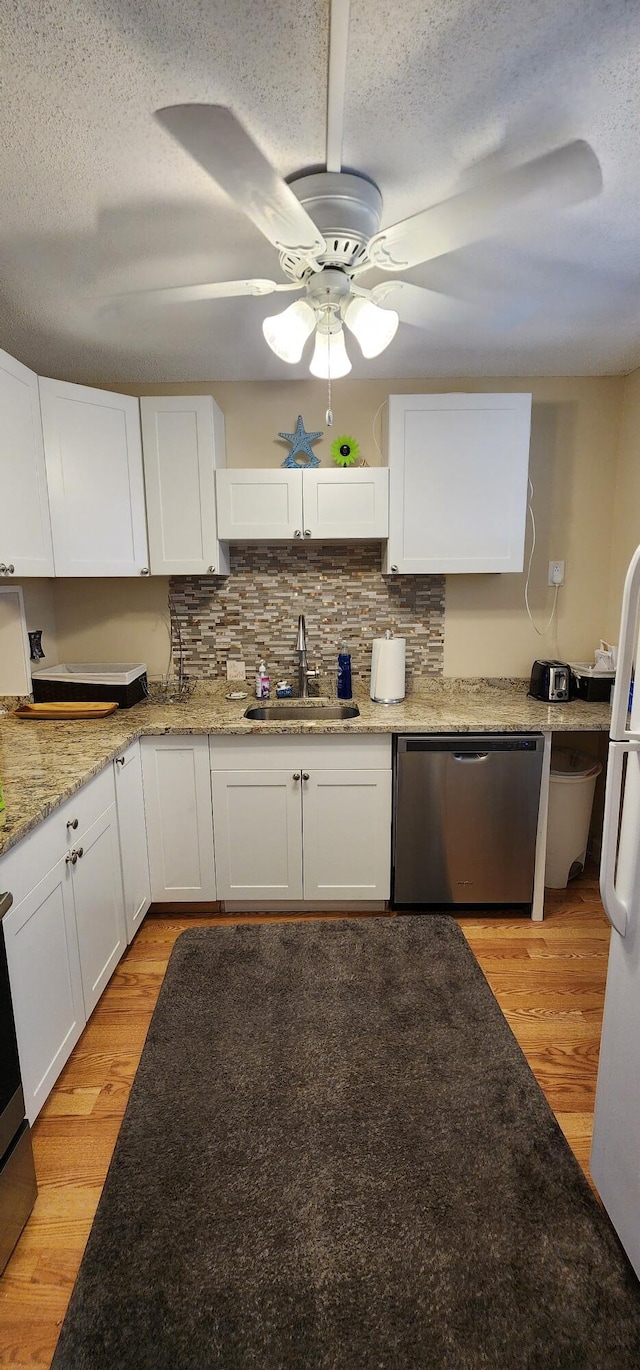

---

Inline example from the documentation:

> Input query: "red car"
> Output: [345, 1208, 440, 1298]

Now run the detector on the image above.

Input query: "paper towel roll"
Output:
[370, 635, 406, 703]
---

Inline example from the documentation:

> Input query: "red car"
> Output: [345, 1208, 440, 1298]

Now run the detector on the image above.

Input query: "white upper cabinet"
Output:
[215, 467, 388, 541]
[301, 468, 388, 539]
[216, 468, 303, 541]
[39, 378, 149, 576]
[384, 393, 532, 574]
[141, 394, 230, 576]
[0, 348, 54, 576]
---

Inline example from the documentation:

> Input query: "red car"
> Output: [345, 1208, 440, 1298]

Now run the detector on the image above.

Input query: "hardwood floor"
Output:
[0, 872, 610, 1369]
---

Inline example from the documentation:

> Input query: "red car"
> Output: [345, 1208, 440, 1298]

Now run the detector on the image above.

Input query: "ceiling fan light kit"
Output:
[310, 322, 352, 379]
[262, 299, 316, 364]
[344, 295, 400, 358]
[141, 3, 603, 387]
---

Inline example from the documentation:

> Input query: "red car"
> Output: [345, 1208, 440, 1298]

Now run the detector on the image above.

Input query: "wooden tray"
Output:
[14, 701, 119, 720]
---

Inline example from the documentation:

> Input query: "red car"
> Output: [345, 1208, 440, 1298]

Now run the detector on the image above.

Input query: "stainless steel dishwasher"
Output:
[393, 734, 544, 908]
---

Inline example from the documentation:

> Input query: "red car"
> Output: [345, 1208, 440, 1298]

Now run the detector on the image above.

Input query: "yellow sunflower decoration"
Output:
[331, 435, 360, 467]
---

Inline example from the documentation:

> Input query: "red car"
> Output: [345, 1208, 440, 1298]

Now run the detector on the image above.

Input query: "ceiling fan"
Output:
[130, 0, 602, 381]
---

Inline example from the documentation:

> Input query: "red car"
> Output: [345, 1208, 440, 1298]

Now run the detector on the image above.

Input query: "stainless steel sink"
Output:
[244, 703, 360, 722]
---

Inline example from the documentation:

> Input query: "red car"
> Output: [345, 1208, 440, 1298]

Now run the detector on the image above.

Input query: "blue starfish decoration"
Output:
[279, 415, 323, 468]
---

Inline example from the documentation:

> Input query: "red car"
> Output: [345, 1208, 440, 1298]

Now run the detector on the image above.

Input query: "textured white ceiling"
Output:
[0, 0, 639, 381]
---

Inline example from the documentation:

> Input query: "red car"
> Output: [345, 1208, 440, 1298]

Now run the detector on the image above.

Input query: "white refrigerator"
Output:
[591, 543, 640, 1279]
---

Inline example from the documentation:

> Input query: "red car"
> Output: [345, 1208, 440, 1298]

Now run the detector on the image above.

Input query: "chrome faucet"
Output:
[295, 614, 319, 698]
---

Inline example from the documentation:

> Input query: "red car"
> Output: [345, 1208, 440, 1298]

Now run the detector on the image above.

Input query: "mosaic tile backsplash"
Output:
[169, 545, 444, 684]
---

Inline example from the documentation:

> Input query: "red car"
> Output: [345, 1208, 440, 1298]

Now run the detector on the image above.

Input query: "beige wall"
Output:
[20, 579, 58, 666]
[53, 577, 172, 680]
[606, 367, 640, 641]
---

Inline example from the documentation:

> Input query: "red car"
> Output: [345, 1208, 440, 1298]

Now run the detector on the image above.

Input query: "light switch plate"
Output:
[226, 659, 246, 681]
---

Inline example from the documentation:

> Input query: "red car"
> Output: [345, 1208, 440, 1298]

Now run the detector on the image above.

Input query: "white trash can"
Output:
[545, 748, 603, 889]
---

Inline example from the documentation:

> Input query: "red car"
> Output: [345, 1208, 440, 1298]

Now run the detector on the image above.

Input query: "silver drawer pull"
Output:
[302, 772, 310, 781]
[66, 817, 79, 830]
[453, 753, 489, 762]
[293, 772, 301, 781]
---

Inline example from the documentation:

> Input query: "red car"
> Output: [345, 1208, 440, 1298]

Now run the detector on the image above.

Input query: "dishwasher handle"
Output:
[399, 734, 543, 755]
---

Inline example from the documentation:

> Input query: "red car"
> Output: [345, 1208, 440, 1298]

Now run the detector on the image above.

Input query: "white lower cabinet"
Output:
[114, 744, 151, 941]
[210, 735, 392, 902]
[2, 856, 84, 1122]
[211, 770, 303, 900]
[302, 770, 392, 900]
[0, 765, 127, 1121]
[71, 803, 127, 1018]
[141, 736, 216, 902]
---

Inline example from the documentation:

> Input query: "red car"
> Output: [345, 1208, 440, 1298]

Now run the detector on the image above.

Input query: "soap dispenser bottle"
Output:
[337, 641, 352, 700]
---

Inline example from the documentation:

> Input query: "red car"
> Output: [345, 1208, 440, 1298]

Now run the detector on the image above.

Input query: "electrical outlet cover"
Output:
[548, 560, 565, 586]
[226, 660, 246, 681]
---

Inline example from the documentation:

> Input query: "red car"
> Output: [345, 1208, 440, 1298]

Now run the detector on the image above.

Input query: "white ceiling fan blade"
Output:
[326, 0, 350, 173]
[111, 279, 302, 307]
[367, 140, 602, 272]
[154, 105, 326, 259]
[370, 281, 534, 331]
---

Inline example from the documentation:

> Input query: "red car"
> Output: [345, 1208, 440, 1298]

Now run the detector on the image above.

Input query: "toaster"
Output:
[529, 659, 570, 703]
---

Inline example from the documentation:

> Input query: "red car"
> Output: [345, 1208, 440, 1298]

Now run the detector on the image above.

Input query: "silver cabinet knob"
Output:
[292, 772, 301, 781]
[302, 772, 310, 781]
[208, 565, 216, 573]
[6, 564, 14, 574]
[66, 817, 79, 830]
[0, 565, 6, 574]
[304, 530, 311, 538]
[294, 529, 302, 538]
[140, 567, 150, 575]
[65, 850, 76, 865]
[76, 846, 84, 860]
[391, 565, 399, 572]
[115, 756, 125, 767]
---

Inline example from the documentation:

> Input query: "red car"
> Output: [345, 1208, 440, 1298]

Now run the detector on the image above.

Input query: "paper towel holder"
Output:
[370, 628, 406, 705]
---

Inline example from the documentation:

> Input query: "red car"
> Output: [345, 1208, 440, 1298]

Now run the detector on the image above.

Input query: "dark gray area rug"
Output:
[52, 917, 640, 1369]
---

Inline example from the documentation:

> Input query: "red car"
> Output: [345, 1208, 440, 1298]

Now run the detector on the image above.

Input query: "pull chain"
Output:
[325, 306, 333, 426]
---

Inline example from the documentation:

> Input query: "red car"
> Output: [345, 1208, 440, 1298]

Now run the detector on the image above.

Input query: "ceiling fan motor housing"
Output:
[281, 172, 383, 279]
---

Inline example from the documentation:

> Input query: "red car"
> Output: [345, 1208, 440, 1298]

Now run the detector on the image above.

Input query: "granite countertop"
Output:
[0, 678, 611, 861]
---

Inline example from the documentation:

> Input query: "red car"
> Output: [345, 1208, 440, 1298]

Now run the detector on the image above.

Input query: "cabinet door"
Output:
[302, 769, 392, 900]
[114, 744, 151, 943]
[39, 377, 149, 575]
[385, 393, 531, 574]
[0, 348, 54, 576]
[211, 770, 303, 900]
[71, 803, 127, 1017]
[3, 856, 85, 1123]
[141, 394, 230, 575]
[141, 736, 216, 902]
[215, 469, 303, 540]
[302, 468, 389, 539]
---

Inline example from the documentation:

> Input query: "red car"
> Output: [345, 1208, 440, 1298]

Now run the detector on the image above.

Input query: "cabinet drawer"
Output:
[56, 766, 116, 842]
[210, 733, 392, 772]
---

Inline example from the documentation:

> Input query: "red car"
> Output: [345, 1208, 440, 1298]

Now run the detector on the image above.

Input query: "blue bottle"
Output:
[337, 641, 352, 700]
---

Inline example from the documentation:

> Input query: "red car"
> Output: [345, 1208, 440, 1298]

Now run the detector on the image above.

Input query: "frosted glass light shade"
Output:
[344, 296, 399, 358]
[262, 299, 316, 363]
[309, 326, 352, 378]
